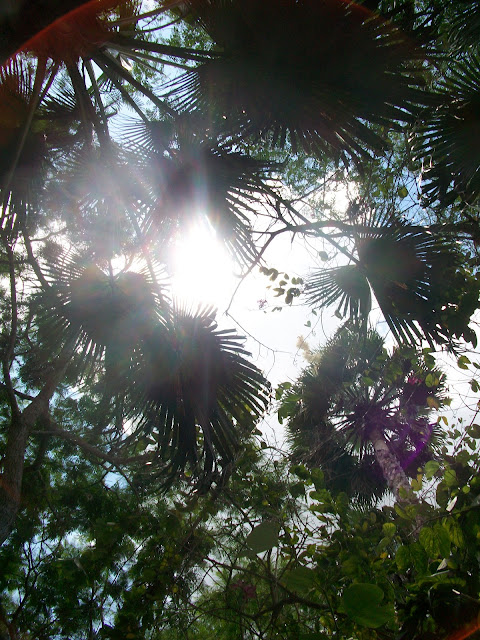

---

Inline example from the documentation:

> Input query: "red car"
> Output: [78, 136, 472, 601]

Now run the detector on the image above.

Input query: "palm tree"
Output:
[167, 0, 432, 163]
[35, 254, 270, 478]
[124, 305, 270, 485]
[304, 209, 478, 347]
[284, 323, 446, 503]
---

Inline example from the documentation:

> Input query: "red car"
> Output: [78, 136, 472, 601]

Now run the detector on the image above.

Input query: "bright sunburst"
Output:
[169, 219, 237, 310]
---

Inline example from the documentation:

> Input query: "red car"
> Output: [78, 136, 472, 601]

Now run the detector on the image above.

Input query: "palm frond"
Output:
[305, 264, 372, 320]
[0, 59, 90, 237]
[285, 324, 386, 439]
[0, 59, 48, 224]
[446, 1, 480, 50]
[126, 305, 270, 485]
[166, 0, 431, 162]
[288, 415, 388, 505]
[305, 214, 471, 346]
[125, 118, 279, 265]
[413, 52, 480, 208]
[49, 143, 147, 256]
[357, 223, 465, 345]
[37, 253, 167, 382]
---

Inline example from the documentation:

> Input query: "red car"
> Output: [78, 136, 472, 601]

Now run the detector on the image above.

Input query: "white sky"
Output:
[169, 216, 480, 450]
[168, 215, 343, 448]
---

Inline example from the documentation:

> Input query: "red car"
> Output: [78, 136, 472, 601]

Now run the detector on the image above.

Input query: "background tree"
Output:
[281, 323, 446, 503]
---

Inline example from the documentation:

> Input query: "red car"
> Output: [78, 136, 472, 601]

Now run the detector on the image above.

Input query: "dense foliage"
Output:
[0, 0, 479, 638]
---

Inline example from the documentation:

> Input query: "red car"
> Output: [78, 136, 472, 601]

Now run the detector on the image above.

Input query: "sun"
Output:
[169, 219, 237, 310]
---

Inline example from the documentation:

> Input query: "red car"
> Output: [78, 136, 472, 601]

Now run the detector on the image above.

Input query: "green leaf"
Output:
[419, 525, 450, 558]
[434, 523, 451, 557]
[410, 542, 428, 575]
[396, 545, 411, 571]
[411, 476, 423, 492]
[444, 519, 465, 548]
[281, 566, 316, 594]
[457, 355, 471, 370]
[269, 269, 279, 281]
[424, 460, 440, 479]
[419, 527, 437, 557]
[290, 482, 306, 498]
[311, 469, 325, 490]
[444, 468, 457, 487]
[343, 583, 394, 628]
[309, 490, 327, 502]
[394, 503, 411, 520]
[425, 373, 439, 387]
[243, 521, 281, 554]
[290, 464, 310, 480]
[467, 423, 480, 438]
[397, 185, 408, 198]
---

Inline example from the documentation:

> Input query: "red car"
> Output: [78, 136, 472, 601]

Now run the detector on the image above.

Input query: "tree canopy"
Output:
[0, 0, 479, 638]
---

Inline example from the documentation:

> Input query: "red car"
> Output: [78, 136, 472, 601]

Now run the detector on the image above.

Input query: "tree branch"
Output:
[34, 423, 153, 467]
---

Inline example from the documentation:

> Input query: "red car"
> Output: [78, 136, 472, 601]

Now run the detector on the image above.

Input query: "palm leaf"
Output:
[49, 143, 146, 256]
[0, 59, 49, 227]
[446, 1, 480, 50]
[16, 0, 136, 65]
[305, 264, 372, 320]
[413, 52, 480, 207]
[0, 59, 90, 237]
[166, 0, 430, 162]
[125, 119, 279, 265]
[125, 305, 270, 485]
[0, 0, 140, 63]
[285, 324, 385, 445]
[288, 415, 388, 506]
[305, 217, 470, 346]
[357, 223, 464, 345]
[37, 253, 167, 382]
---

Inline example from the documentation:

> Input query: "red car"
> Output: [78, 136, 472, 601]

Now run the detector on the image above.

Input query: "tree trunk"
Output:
[369, 427, 416, 503]
[0, 346, 74, 546]
[0, 385, 54, 545]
